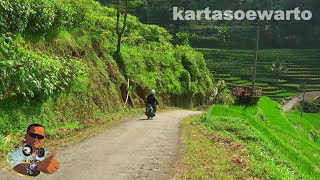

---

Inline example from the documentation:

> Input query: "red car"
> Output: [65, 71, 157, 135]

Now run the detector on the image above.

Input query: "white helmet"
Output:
[150, 89, 155, 95]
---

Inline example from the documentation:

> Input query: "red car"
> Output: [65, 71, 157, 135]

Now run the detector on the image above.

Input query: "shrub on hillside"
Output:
[174, 45, 213, 96]
[0, 0, 32, 33]
[299, 98, 320, 113]
[0, 34, 85, 99]
[27, 0, 55, 33]
[174, 32, 189, 46]
[210, 80, 234, 105]
[179, 70, 191, 92]
[0, 0, 102, 34]
[53, 0, 75, 29]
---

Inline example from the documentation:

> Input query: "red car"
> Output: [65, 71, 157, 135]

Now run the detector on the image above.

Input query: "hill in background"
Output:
[98, 0, 320, 49]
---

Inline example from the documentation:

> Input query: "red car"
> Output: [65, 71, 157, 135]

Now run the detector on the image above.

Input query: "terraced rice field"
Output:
[197, 49, 320, 101]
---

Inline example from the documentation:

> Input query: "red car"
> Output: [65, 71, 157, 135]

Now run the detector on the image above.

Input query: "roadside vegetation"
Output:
[178, 97, 320, 179]
[175, 115, 254, 179]
[299, 98, 320, 113]
[0, 0, 213, 155]
[1, 1, 319, 179]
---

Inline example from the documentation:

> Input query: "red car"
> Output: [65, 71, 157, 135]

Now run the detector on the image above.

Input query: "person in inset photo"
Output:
[6, 124, 60, 177]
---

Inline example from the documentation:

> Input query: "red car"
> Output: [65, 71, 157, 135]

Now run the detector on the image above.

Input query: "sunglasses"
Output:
[28, 133, 44, 140]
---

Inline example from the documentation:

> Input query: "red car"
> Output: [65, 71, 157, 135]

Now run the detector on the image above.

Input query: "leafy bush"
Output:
[179, 69, 191, 92]
[0, 34, 85, 99]
[0, 0, 102, 34]
[53, 0, 76, 29]
[210, 80, 234, 105]
[299, 98, 320, 113]
[67, 0, 100, 27]
[174, 45, 213, 96]
[27, 0, 55, 33]
[175, 32, 189, 46]
[0, 0, 33, 33]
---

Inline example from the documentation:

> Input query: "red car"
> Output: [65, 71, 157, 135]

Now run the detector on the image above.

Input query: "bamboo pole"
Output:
[124, 78, 130, 108]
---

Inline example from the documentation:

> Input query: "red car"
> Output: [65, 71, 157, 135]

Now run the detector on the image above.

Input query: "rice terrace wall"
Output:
[199, 49, 320, 101]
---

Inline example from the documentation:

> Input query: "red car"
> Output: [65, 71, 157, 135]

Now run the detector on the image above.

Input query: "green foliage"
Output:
[53, 0, 75, 29]
[0, 0, 33, 33]
[68, 0, 102, 27]
[179, 69, 191, 92]
[27, 0, 55, 33]
[210, 80, 234, 105]
[64, 121, 83, 130]
[175, 32, 189, 46]
[119, 43, 212, 99]
[265, 58, 288, 78]
[102, 0, 320, 49]
[174, 45, 213, 96]
[0, 0, 103, 34]
[0, 0, 214, 156]
[0, 0, 213, 104]
[0, 34, 85, 99]
[299, 98, 320, 113]
[199, 97, 320, 179]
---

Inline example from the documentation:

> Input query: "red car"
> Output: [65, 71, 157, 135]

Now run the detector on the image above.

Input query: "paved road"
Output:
[0, 110, 201, 180]
[282, 91, 320, 112]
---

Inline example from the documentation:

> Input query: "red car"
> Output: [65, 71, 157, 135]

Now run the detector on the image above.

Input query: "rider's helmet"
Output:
[150, 89, 155, 95]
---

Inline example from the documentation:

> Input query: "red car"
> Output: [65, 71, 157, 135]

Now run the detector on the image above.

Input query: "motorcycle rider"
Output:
[146, 89, 158, 114]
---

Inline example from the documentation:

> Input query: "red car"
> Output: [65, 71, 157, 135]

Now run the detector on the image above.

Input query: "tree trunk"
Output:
[117, 35, 122, 57]
[301, 85, 306, 117]
[275, 76, 279, 95]
[116, 0, 129, 58]
[252, 23, 260, 90]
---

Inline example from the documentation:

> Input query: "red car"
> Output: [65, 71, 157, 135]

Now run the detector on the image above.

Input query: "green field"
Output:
[197, 49, 320, 101]
[198, 97, 320, 179]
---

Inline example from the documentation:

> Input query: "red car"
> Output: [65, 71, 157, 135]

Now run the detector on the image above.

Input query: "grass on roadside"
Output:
[174, 97, 320, 179]
[174, 115, 254, 180]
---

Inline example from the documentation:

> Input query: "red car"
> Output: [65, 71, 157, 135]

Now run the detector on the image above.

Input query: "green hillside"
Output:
[198, 49, 320, 100]
[0, 0, 212, 152]
[197, 97, 320, 179]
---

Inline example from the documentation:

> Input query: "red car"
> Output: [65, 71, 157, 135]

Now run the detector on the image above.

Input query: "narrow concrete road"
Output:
[1, 110, 201, 180]
[282, 91, 320, 112]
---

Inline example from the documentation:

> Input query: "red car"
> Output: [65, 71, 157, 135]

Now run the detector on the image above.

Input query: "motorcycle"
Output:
[146, 104, 155, 120]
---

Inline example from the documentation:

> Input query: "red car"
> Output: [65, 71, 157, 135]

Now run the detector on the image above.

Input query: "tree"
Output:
[265, 59, 288, 95]
[175, 32, 189, 46]
[116, 0, 129, 58]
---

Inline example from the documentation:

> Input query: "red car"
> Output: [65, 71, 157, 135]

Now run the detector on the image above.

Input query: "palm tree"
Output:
[266, 59, 288, 95]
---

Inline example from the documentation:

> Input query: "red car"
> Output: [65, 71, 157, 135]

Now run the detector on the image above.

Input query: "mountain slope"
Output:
[0, 0, 213, 153]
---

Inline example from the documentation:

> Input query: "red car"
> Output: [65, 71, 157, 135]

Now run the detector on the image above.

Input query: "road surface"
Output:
[282, 91, 320, 112]
[0, 110, 201, 180]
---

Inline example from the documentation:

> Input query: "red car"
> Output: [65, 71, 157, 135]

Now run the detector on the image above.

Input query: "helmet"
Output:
[150, 89, 155, 95]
